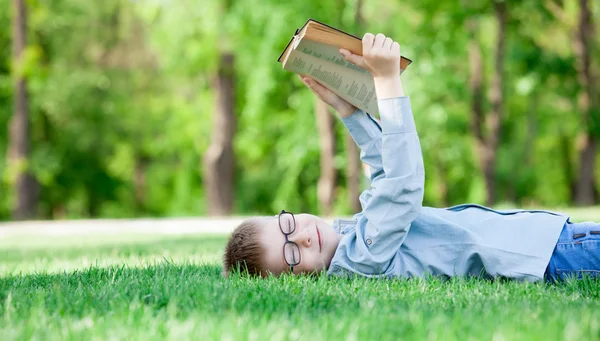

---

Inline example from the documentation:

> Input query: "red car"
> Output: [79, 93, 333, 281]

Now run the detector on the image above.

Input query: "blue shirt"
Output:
[327, 97, 570, 282]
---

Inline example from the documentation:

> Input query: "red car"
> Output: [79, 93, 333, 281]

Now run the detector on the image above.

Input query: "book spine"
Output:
[284, 47, 379, 115]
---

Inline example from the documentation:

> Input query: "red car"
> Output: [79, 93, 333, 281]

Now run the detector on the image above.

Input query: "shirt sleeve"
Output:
[336, 96, 425, 274]
[340, 108, 385, 210]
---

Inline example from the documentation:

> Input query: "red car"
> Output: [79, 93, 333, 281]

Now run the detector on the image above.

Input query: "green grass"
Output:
[1, 222, 600, 340]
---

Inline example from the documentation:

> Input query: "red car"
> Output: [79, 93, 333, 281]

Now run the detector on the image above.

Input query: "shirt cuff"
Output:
[377, 97, 415, 134]
[340, 108, 382, 146]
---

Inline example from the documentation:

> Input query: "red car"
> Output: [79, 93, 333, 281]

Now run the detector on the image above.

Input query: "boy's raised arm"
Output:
[297, 34, 423, 246]
[338, 109, 384, 207]
[331, 33, 425, 275]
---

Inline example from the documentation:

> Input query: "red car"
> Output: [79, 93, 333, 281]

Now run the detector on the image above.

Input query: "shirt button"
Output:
[366, 238, 372, 245]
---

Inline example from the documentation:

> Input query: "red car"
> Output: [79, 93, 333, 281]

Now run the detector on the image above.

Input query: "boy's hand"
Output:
[339, 33, 405, 99]
[298, 74, 357, 118]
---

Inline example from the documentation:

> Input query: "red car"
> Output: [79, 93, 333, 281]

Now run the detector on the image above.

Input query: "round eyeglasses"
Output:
[278, 210, 301, 272]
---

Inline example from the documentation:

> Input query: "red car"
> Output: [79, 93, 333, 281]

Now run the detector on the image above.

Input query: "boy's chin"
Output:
[315, 261, 331, 273]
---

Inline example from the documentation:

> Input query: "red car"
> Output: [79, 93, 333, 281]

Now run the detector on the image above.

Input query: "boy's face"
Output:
[258, 213, 343, 276]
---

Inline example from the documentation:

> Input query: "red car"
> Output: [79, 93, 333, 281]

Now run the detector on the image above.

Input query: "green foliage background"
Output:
[0, 0, 598, 219]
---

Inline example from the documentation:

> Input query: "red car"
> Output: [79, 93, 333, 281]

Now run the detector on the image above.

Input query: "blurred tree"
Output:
[204, 51, 236, 216]
[467, 17, 486, 202]
[573, 0, 598, 205]
[487, 0, 507, 205]
[543, 0, 599, 205]
[8, 0, 38, 219]
[470, 0, 507, 206]
[0, 0, 11, 219]
[203, 0, 236, 216]
[204, 53, 236, 216]
[345, 0, 365, 214]
[315, 98, 336, 215]
[0, 0, 598, 221]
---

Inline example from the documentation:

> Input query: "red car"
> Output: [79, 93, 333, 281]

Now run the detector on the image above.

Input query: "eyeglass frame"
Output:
[278, 210, 301, 272]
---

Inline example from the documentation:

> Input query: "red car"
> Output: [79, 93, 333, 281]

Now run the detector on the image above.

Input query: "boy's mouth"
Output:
[316, 225, 322, 252]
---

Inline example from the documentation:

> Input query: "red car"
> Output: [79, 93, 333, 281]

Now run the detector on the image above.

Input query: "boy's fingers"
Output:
[306, 78, 326, 92]
[383, 37, 393, 50]
[339, 48, 365, 68]
[374, 33, 386, 50]
[297, 75, 325, 96]
[307, 79, 333, 102]
[298, 74, 312, 86]
[362, 33, 374, 54]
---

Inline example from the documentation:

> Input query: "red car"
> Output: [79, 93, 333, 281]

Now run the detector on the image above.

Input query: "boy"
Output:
[223, 33, 600, 282]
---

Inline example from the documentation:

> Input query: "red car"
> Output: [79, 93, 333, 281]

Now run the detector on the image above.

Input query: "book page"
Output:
[283, 44, 379, 115]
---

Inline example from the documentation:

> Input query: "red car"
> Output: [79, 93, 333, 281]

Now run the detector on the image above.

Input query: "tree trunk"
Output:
[134, 155, 148, 214]
[486, 1, 507, 206]
[468, 3, 506, 207]
[203, 53, 236, 216]
[8, 0, 38, 220]
[559, 130, 577, 200]
[573, 0, 597, 205]
[434, 149, 449, 207]
[575, 135, 597, 205]
[520, 92, 539, 205]
[467, 19, 487, 204]
[524, 93, 538, 167]
[345, 134, 361, 212]
[316, 98, 336, 216]
[344, 0, 364, 213]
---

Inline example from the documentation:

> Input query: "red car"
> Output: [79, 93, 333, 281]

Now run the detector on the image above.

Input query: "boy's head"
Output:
[223, 212, 342, 277]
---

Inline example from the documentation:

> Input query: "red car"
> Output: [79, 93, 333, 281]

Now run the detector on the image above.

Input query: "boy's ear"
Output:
[222, 270, 229, 278]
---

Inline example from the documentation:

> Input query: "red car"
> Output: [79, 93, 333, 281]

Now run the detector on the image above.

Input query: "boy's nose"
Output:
[290, 229, 312, 248]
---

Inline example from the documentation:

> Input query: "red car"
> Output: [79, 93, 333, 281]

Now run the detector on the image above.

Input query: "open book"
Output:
[278, 19, 412, 115]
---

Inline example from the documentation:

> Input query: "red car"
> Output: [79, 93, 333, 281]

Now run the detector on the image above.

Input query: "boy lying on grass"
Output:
[224, 33, 600, 282]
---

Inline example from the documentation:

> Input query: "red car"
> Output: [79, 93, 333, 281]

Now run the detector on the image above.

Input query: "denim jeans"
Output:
[545, 221, 600, 281]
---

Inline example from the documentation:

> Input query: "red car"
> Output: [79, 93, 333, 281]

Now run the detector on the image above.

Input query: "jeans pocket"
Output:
[555, 268, 600, 281]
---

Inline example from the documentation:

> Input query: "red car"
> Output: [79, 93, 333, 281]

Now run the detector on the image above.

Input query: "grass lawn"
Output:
[1, 210, 600, 340]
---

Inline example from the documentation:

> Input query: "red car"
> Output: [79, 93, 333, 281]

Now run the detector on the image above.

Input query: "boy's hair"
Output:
[223, 218, 265, 277]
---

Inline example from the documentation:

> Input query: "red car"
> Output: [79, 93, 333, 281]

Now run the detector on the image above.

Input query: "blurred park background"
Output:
[1, 0, 599, 222]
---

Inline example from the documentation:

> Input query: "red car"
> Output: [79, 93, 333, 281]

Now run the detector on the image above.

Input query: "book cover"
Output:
[278, 19, 413, 115]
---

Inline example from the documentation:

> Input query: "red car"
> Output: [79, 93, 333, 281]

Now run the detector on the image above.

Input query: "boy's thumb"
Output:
[339, 48, 363, 66]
